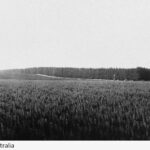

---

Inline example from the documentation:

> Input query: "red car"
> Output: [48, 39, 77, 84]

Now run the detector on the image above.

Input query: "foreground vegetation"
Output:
[0, 79, 150, 140]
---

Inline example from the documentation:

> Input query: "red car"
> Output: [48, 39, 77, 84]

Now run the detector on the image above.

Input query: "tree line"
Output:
[4, 67, 150, 81]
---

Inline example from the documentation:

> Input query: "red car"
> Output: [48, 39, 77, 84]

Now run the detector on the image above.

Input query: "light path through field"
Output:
[36, 74, 63, 79]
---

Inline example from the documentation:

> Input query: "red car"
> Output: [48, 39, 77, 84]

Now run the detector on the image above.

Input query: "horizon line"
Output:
[0, 66, 149, 71]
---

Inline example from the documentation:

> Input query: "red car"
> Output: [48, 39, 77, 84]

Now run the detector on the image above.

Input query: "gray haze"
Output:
[0, 0, 150, 69]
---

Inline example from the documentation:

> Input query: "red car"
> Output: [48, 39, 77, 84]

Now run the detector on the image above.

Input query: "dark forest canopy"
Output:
[2, 67, 150, 81]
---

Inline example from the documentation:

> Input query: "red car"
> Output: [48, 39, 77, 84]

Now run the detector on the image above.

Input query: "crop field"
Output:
[0, 79, 150, 140]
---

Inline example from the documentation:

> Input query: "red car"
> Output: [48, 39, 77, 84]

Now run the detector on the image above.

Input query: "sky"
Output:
[0, 0, 150, 70]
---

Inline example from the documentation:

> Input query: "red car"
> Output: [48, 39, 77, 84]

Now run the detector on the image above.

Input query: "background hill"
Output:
[1, 67, 150, 81]
[0, 72, 63, 80]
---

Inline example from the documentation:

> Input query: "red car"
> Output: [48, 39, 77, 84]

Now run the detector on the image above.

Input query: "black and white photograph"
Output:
[0, 0, 150, 148]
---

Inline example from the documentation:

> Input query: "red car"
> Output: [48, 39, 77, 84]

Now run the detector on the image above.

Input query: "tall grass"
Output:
[0, 79, 150, 140]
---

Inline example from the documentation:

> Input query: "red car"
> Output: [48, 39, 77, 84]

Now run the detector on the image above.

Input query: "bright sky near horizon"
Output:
[0, 0, 150, 70]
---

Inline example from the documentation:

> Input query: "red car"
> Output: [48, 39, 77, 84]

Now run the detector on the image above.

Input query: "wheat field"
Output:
[0, 79, 150, 140]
